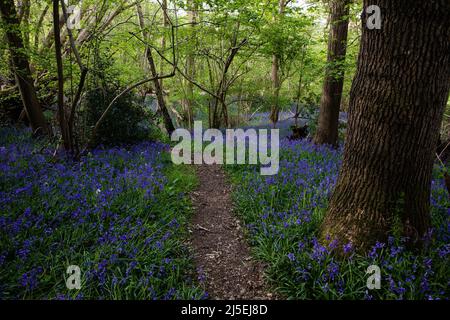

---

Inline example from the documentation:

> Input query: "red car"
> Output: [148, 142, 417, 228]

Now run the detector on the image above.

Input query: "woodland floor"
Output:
[190, 165, 276, 300]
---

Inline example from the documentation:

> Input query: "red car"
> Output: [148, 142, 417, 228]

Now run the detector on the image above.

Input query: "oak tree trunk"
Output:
[321, 0, 450, 251]
[0, 0, 49, 134]
[314, 0, 350, 146]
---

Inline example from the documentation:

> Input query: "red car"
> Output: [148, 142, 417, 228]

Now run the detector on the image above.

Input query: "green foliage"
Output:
[81, 87, 155, 146]
[0, 0, 362, 129]
[75, 45, 159, 146]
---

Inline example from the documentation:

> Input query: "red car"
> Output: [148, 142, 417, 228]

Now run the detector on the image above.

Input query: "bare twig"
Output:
[129, 31, 221, 100]
[438, 140, 450, 159]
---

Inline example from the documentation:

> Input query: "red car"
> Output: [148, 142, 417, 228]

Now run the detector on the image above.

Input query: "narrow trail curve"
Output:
[190, 165, 276, 300]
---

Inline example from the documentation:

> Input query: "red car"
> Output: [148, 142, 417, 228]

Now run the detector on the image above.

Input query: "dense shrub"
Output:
[81, 87, 156, 146]
[0, 88, 22, 126]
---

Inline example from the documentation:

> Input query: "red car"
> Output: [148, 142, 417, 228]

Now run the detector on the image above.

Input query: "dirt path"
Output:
[190, 165, 275, 300]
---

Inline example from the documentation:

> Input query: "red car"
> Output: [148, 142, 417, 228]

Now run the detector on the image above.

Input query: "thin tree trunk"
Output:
[136, 3, 175, 135]
[321, 0, 450, 251]
[314, 0, 351, 146]
[0, 0, 49, 135]
[75, 1, 136, 47]
[181, 0, 197, 129]
[269, 0, 286, 127]
[34, 4, 49, 51]
[53, 0, 71, 150]
[294, 59, 305, 127]
[160, 0, 168, 89]
[18, 0, 30, 49]
[60, 0, 88, 151]
[41, 11, 65, 50]
[270, 54, 281, 126]
[211, 34, 246, 128]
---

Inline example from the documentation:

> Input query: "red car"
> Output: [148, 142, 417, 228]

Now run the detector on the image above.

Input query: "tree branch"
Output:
[90, 72, 175, 145]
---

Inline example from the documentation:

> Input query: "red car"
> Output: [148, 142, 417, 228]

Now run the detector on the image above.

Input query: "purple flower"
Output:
[343, 242, 353, 254]
[390, 245, 404, 257]
[326, 262, 339, 281]
[298, 241, 305, 251]
[328, 239, 339, 250]
[20, 267, 43, 290]
[438, 244, 450, 257]
[368, 242, 385, 259]
[17, 248, 30, 260]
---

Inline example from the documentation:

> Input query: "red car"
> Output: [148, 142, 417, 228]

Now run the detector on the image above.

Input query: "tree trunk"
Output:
[269, 0, 286, 127]
[295, 45, 309, 119]
[34, 4, 49, 51]
[181, 0, 197, 129]
[321, 0, 450, 251]
[18, 0, 30, 49]
[314, 0, 350, 146]
[160, 0, 168, 89]
[75, 2, 136, 48]
[53, 0, 71, 150]
[210, 34, 246, 129]
[136, 3, 175, 135]
[41, 11, 65, 50]
[270, 54, 281, 126]
[0, 0, 49, 135]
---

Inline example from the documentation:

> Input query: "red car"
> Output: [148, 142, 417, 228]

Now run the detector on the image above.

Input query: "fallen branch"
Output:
[0, 85, 18, 95]
[195, 224, 211, 232]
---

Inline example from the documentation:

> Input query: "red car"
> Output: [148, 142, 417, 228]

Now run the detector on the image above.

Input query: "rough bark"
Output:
[0, 0, 49, 134]
[314, 0, 350, 146]
[321, 0, 450, 251]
